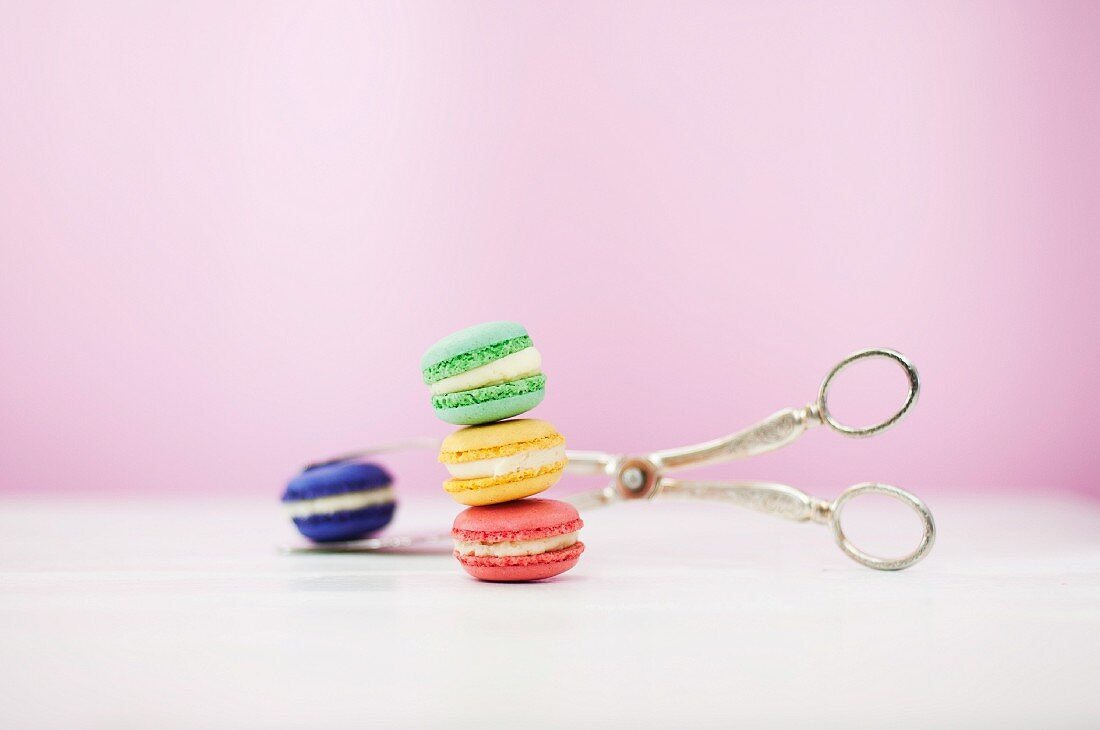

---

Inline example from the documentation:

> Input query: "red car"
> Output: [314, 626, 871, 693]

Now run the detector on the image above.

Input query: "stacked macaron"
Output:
[451, 498, 584, 582]
[422, 321, 584, 582]
[438, 419, 566, 506]
[422, 321, 546, 425]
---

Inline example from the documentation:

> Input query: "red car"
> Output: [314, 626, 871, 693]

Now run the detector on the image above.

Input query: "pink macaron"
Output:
[452, 498, 585, 582]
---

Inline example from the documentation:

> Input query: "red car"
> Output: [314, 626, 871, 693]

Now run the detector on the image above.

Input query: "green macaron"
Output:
[421, 321, 546, 425]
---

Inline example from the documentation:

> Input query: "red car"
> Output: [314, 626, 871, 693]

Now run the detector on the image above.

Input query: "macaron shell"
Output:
[432, 384, 545, 426]
[282, 462, 392, 501]
[292, 502, 397, 543]
[452, 498, 582, 539]
[439, 418, 560, 458]
[421, 321, 529, 377]
[444, 467, 562, 506]
[456, 542, 584, 582]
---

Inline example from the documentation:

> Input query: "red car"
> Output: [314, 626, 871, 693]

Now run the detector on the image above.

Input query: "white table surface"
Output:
[2, 493, 1098, 729]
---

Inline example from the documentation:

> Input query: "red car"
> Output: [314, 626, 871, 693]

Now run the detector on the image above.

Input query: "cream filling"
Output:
[429, 347, 542, 395]
[284, 487, 395, 518]
[454, 531, 578, 558]
[445, 444, 566, 480]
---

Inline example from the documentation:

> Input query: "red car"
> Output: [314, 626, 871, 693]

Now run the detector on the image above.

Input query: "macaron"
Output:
[452, 498, 585, 582]
[421, 321, 546, 425]
[281, 462, 396, 543]
[439, 419, 567, 506]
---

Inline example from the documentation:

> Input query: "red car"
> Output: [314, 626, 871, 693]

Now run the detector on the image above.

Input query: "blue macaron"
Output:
[282, 461, 396, 543]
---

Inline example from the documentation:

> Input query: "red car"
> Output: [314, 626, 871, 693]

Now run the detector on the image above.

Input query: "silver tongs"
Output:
[563, 348, 933, 570]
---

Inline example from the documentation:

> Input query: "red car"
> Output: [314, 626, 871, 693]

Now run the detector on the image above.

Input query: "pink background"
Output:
[2, 2, 1098, 499]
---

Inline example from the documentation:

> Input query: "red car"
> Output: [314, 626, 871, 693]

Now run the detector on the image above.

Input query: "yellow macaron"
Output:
[439, 419, 567, 506]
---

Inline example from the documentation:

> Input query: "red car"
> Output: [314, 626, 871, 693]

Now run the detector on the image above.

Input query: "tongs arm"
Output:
[565, 483, 621, 510]
[647, 348, 920, 472]
[649, 405, 821, 471]
[656, 478, 935, 571]
[563, 450, 619, 476]
[657, 477, 830, 523]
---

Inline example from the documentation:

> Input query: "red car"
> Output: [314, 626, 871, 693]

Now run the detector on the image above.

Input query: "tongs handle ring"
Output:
[828, 482, 936, 571]
[818, 348, 919, 438]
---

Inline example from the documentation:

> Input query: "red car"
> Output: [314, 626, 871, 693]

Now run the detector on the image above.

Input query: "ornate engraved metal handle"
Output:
[656, 479, 935, 571]
[647, 348, 920, 470]
[304, 437, 440, 470]
[658, 478, 830, 522]
[650, 407, 819, 470]
[280, 532, 452, 554]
